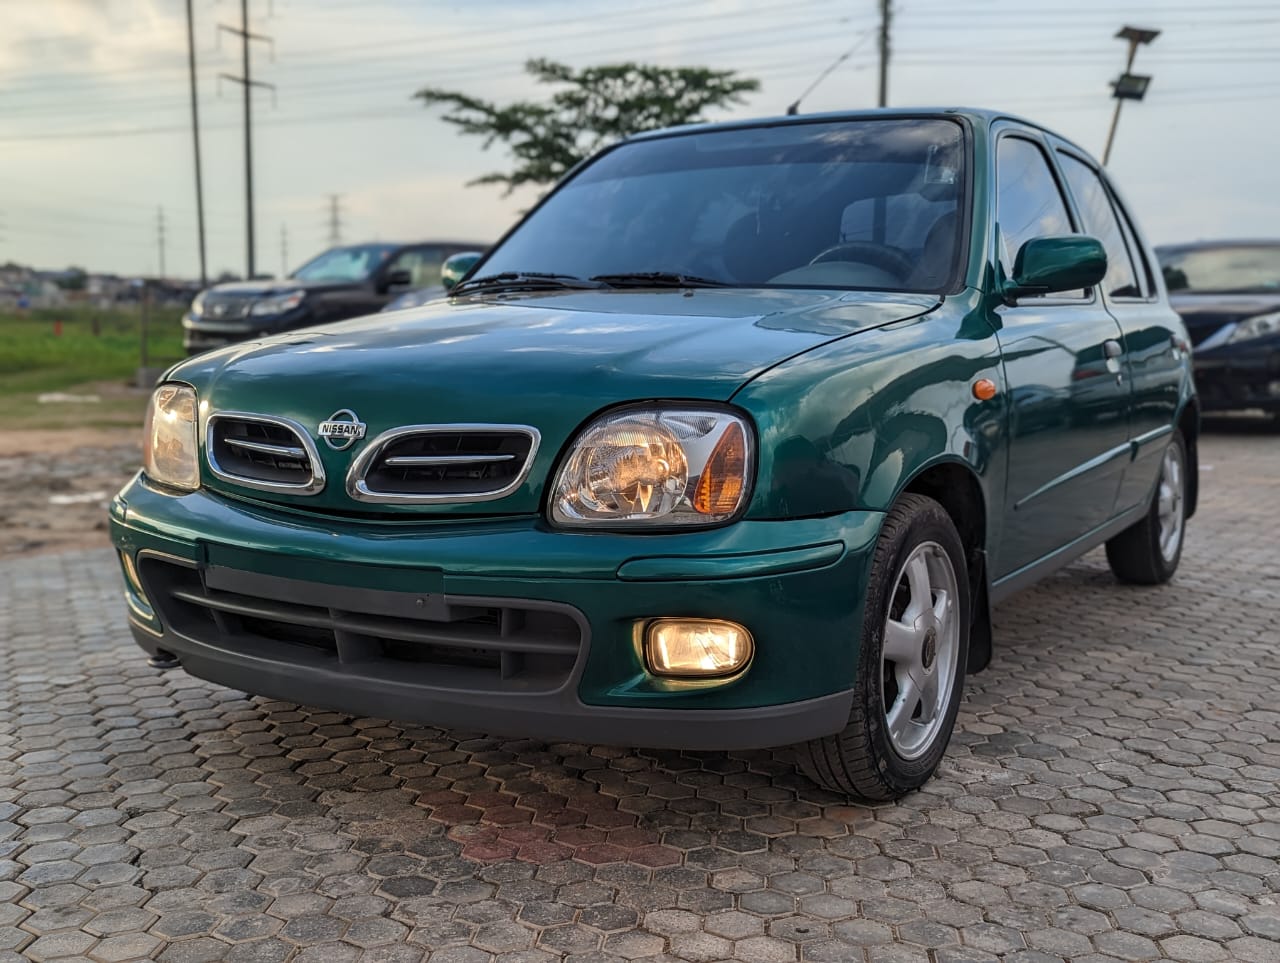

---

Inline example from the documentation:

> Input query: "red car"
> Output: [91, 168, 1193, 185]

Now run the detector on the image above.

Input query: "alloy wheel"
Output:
[881, 541, 961, 760]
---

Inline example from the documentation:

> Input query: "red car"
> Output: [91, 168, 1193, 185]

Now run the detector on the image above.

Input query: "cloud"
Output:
[0, 0, 187, 79]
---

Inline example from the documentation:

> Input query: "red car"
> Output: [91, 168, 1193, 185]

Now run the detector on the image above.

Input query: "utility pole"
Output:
[157, 207, 167, 281]
[326, 195, 344, 247]
[877, 0, 891, 108]
[280, 223, 289, 277]
[184, 0, 208, 288]
[219, 1, 274, 279]
[1102, 25, 1159, 166]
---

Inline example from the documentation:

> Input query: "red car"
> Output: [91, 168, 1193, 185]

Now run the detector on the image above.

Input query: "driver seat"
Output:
[907, 211, 958, 290]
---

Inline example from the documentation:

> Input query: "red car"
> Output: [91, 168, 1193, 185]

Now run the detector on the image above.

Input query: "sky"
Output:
[2, 0, 1278, 280]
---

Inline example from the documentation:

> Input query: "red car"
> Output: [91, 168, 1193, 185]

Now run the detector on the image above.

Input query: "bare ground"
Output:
[0, 428, 141, 558]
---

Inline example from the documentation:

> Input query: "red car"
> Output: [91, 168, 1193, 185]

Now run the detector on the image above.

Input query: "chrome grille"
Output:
[348, 424, 539, 504]
[206, 412, 325, 495]
[200, 293, 256, 320]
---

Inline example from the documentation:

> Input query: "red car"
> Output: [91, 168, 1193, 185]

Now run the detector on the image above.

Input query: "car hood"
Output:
[1169, 292, 1280, 347]
[177, 288, 940, 514]
[203, 277, 361, 298]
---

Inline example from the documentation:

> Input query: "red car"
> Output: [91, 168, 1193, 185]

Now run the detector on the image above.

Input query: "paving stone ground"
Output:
[2, 425, 1279, 963]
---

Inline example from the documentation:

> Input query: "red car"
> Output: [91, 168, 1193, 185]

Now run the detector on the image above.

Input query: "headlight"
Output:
[190, 291, 206, 315]
[550, 406, 753, 528]
[1227, 311, 1280, 344]
[143, 384, 199, 492]
[250, 290, 305, 317]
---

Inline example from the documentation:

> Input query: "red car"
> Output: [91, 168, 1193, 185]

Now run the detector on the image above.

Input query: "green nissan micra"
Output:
[111, 109, 1198, 800]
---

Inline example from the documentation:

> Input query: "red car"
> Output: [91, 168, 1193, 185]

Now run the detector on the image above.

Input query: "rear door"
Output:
[1054, 145, 1183, 513]
[991, 130, 1131, 578]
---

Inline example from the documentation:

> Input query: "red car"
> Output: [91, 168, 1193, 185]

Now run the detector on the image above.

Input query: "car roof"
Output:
[625, 106, 1095, 160]
[1156, 239, 1280, 254]
[332, 241, 489, 250]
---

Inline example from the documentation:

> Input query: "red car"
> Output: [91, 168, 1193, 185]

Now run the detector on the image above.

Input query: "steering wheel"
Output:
[808, 241, 914, 280]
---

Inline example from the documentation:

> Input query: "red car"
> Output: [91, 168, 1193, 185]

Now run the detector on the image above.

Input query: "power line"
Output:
[4, 13, 855, 119]
[0, 0, 848, 97]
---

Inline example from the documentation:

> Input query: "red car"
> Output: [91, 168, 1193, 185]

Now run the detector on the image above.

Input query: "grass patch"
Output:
[0, 305, 185, 398]
[1, 306, 185, 430]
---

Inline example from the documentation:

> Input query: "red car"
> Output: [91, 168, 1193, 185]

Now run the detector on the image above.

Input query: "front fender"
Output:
[732, 293, 1005, 532]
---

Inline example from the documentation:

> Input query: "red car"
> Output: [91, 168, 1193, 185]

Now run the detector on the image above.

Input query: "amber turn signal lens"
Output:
[693, 421, 747, 515]
[972, 378, 998, 401]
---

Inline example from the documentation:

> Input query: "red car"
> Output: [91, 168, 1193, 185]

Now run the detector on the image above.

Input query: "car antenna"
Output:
[785, 30, 876, 115]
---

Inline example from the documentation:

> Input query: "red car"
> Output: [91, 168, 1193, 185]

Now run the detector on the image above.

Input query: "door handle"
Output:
[1104, 339, 1123, 359]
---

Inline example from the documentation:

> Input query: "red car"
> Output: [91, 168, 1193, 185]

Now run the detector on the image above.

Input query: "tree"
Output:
[56, 267, 88, 290]
[416, 59, 759, 194]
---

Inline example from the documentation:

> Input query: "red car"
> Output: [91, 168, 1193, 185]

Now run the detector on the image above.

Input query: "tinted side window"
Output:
[1109, 188, 1157, 297]
[1058, 153, 1141, 299]
[387, 247, 446, 288]
[996, 137, 1077, 290]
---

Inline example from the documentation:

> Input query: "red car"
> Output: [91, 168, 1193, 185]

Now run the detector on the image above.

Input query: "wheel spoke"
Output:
[915, 667, 941, 724]
[883, 618, 920, 663]
[904, 553, 933, 620]
[886, 673, 922, 743]
[931, 587, 951, 627]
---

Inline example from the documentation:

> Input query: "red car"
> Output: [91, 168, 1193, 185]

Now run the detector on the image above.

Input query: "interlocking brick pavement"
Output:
[2, 427, 1279, 962]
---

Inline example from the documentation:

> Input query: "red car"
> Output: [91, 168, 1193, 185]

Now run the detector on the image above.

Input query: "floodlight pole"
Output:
[1103, 26, 1158, 166]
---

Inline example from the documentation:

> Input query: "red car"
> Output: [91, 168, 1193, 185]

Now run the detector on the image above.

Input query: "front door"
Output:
[990, 133, 1131, 578]
[1053, 146, 1183, 515]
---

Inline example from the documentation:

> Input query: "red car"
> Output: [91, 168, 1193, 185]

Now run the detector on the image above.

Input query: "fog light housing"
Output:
[645, 619, 754, 678]
[120, 550, 147, 599]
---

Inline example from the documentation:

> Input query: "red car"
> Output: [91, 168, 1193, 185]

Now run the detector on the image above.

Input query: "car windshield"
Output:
[1159, 245, 1280, 294]
[291, 244, 398, 282]
[477, 118, 967, 294]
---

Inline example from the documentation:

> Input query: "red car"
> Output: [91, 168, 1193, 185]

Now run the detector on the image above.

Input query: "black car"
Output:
[1157, 240, 1280, 418]
[183, 241, 487, 354]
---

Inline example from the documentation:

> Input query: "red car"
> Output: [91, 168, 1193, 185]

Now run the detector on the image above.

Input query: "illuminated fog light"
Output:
[1268, 380, 1280, 398]
[645, 619, 754, 678]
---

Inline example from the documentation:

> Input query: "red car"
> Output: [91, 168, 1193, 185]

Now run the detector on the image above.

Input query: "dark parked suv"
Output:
[183, 241, 487, 354]
[1157, 240, 1280, 418]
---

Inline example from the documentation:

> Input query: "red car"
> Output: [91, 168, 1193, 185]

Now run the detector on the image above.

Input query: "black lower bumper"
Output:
[1194, 354, 1280, 413]
[126, 556, 853, 751]
[132, 622, 851, 750]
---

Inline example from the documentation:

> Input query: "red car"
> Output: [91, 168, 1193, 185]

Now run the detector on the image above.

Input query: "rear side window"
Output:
[1057, 153, 1142, 299]
[996, 136, 1082, 297]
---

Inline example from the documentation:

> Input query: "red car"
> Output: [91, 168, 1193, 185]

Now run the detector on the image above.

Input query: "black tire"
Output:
[795, 493, 970, 800]
[1105, 431, 1188, 585]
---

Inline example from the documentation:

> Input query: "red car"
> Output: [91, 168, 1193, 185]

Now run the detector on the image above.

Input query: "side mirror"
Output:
[384, 269, 414, 291]
[441, 252, 484, 291]
[1004, 235, 1107, 302]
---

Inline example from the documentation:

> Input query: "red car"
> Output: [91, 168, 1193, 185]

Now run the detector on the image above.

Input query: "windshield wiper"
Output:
[590, 272, 730, 289]
[452, 272, 605, 296]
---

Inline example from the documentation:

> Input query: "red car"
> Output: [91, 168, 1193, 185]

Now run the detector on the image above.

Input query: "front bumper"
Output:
[182, 313, 255, 353]
[110, 476, 881, 749]
[1193, 343, 1280, 413]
